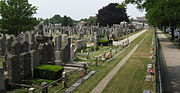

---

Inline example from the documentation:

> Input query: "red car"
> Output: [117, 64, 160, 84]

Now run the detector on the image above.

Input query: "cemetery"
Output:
[0, 0, 161, 93]
[0, 20, 146, 93]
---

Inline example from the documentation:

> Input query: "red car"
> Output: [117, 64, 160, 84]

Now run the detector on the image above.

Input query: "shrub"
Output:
[34, 65, 64, 80]
[97, 39, 113, 46]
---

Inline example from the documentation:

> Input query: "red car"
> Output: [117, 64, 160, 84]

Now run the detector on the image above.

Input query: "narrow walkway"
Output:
[157, 31, 180, 93]
[90, 30, 147, 93]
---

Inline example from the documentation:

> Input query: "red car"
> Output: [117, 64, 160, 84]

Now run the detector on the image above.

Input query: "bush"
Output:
[97, 39, 113, 46]
[34, 65, 64, 80]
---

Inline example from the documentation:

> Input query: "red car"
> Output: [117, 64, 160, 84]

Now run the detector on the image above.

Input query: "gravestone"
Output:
[55, 51, 62, 65]
[47, 42, 54, 62]
[0, 67, 5, 93]
[7, 55, 21, 83]
[20, 52, 31, 78]
[55, 36, 62, 51]
[30, 50, 40, 67]
[38, 44, 48, 64]
[11, 41, 22, 55]
[0, 36, 6, 56]
[62, 38, 71, 63]
[21, 41, 29, 52]
[6, 36, 14, 53]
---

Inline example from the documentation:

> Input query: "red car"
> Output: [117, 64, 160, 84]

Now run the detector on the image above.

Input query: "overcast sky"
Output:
[29, 0, 145, 20]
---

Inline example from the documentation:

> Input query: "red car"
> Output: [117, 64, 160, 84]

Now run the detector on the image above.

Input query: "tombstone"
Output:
[30, 50, 40, 67]
[20, 52, 31, 78]
[55, 36, 62, 51]
[29, 88, 35, 93]
[38, 44, 48, 64]
[11, 41, 22, 55]
[41, 82, 48, 93]
[6, 36, 14, 53]
[0, 67, 5, 93]
[55, 51, 62, 65]
[70, 44, 76, 60]
[61, 39, 71, 63]
[46, 42, 54, 62]
[0, 36, 6, 56]
[29, 41, 38, 50]
[21, 41, 29, 52]
[7, 55, 21, 83]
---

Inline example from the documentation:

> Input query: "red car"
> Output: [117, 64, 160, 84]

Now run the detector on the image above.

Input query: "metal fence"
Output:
[155, 30, 167, 93]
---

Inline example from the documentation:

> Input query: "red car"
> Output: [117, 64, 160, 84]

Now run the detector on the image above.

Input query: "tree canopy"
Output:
[44, 14, 74, 27]
[97, 3, 129, 27]
[122, 0, 180, 40]
[0, 0, 39, 36]
[80, 16, 97, 26]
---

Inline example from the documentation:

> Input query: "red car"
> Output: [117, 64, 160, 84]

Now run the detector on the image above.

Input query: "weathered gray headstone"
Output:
[0, 36, 6, 56]
[6, 36, 14, 53]
[7, 55, 21, 83]
[55, 36, 62, 51]
[11, 41, 22, 55]
[0, 67, 5, 93]
[20, 52, 31, 78]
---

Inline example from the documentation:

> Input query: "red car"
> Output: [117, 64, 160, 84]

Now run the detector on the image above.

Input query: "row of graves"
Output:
[0, 22, 144, 93]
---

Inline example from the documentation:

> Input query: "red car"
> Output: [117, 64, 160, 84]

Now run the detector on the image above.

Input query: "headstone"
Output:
[55, 36, 62, 51]
[7, 55, 21, 83]
[0, 67, 5, 93]
[55, 51, 62, 65]
[41, 82, 48, 93]
[0, 36, 6, 56]
[20, 52, 32, 78]
[38, 44, 48, 64]
[6, 36, 14, 53]
[11, 41, 22, 55]
[30, 50, 40, 67]
[28, 88, 35, 93]
[21, 41, 29, 52]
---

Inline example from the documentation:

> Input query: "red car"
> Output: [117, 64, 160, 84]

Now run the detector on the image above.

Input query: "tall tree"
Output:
[0, 0, 39, 36]
[121, 0, 180, 40]
[97, 3, 129, 27]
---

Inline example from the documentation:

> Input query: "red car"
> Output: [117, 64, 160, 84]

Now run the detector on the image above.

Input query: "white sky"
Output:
[29, 0, 145, 20]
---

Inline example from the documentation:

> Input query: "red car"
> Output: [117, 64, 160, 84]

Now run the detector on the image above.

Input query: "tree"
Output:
[50, 14, 62, 24]
[80, 16, 97, 26]
[61, 15, 74, 27]
[121, 0, 180, 40]
[0, 0, 39, 36]
[97, 3, 129, 27]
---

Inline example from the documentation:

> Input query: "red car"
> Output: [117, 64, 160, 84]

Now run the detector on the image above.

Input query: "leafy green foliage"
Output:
[0, 0, 39, 36]
[97, 3, 129, 27]
[121, 0, 180, 40]
[97, 39, 113, 46]
[80, 16, 97, 26]
[34, 65, 64, 80]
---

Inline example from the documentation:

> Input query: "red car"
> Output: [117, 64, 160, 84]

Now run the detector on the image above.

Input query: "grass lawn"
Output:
[102, 29, 155, 93]
[73, 30, 148, 93]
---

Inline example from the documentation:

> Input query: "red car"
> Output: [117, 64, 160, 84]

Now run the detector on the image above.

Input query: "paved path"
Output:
[113, 29, 147, 46]
[90, 30, 147, 93]
[157, 31, 180, 93]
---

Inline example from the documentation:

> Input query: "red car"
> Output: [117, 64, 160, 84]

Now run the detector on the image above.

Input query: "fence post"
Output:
[41, 82, 48, 93]
[29, 88, 35, 93]
[63, 72, 68, 88]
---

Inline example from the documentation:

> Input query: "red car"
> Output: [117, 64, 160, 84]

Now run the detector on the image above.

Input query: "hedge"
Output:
[34, 65, 64, 80]
[97, 39, 113, 46]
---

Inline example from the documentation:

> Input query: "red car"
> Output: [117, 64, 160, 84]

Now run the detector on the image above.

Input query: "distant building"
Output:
[134, 16, 147, 23]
